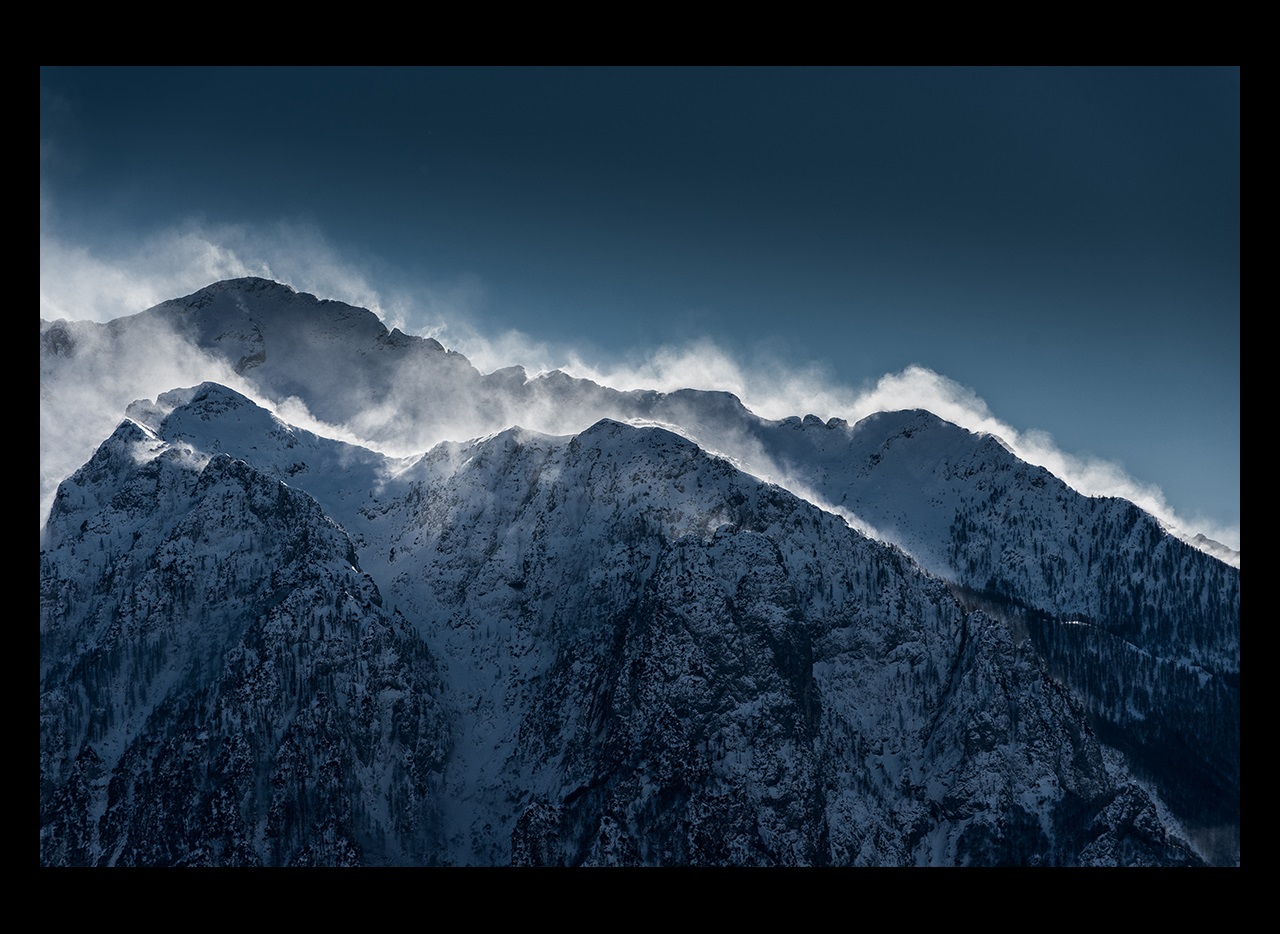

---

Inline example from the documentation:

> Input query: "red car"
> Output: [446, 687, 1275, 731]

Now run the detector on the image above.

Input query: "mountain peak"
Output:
[179, 276, 300, 303]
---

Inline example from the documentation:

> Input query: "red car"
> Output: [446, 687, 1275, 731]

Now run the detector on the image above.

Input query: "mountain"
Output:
[39, 279, 1240, 865]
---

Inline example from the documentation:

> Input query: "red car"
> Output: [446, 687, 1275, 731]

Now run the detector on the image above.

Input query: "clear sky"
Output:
[39, 66, 1240, 549]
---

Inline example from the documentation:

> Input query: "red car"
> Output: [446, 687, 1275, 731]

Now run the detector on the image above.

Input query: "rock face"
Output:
[745, 408, 1241, 851]
[40, 382, 1224, 865]
[40, 421, 449, 866]
[39, 280, 1239, 865]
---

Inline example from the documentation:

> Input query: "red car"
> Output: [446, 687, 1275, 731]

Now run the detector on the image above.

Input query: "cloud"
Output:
[552, 350, 1240, 552]
[37, 204, 1238, 553]
[37, 197, 494, 372]
[38, 207, 408, 527]
[403, 319, 1221, 551]
[40, 315, 250, 527]
[39, 209, 388, 326]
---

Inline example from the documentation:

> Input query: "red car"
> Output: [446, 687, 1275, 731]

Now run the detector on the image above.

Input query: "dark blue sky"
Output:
[39, 66, 1240, 547]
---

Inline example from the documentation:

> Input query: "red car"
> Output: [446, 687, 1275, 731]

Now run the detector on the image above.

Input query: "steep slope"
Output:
[42, 385, 1211, 865]
[40, 416, 450, 866]
[748, 408, 1241, 851]
[110, 378, 1239, 851]
[39, 279, 1238, 864]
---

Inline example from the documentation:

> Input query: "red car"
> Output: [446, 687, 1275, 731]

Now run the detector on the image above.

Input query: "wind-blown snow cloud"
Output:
[271, 295, 1245, 554]
[39, 216, 387, 326]
[38, 208, 393, 527]
[40, 316, 243, 527]
[844, 367, 1238, 553]
[38, 312, 385, 532]
[39, 169, 391, 326]
[37, 206, 1238, 553]
[554, 349, 1240, 553]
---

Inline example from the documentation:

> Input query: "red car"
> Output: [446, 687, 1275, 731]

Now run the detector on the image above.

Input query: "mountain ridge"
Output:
[42, 384, 1210, 864]
[39, 279, 1240, 865]
[41, 278, 1238, 568]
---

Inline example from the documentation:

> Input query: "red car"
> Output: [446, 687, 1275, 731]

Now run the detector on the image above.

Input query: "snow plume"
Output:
[38, 318, 395, 532]
[559, 339, 757, 404]
[40, 315, 247, 527]
[563, 352, 996, 438]
[848, 368, 1239, 556]
[553, 349, 1239, 554]
[39, 211, 389, 326]
[37, 210, 422, 528]
[36, 208, 1237, 554]
[305, 314, 1239, 555]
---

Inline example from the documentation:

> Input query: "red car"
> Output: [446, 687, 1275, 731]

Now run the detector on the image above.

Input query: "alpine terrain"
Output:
[40, 278, 1240, 866]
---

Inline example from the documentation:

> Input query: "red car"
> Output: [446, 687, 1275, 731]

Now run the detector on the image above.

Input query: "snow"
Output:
[39, 278, 1240, 867]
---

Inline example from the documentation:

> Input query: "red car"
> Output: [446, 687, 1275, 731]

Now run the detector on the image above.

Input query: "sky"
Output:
[39, 66, 1240, 549]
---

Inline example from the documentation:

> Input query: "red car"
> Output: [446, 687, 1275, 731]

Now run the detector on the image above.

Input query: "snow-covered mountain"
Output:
[39, 279, 1240, 865]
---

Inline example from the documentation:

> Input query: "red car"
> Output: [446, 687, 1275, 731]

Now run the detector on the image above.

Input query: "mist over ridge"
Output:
[41, 275, 1239, 559]
[40, 67, 1239, 566]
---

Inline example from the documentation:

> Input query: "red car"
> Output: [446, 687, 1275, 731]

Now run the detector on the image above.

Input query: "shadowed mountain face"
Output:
[39, 280, 1239, 865]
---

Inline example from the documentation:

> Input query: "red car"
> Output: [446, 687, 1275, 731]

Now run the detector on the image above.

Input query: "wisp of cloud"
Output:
[38, 214, 1239, 555]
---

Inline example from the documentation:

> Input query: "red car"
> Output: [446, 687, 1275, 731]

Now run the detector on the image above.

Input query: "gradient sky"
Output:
[39, 66, 1240, 547]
